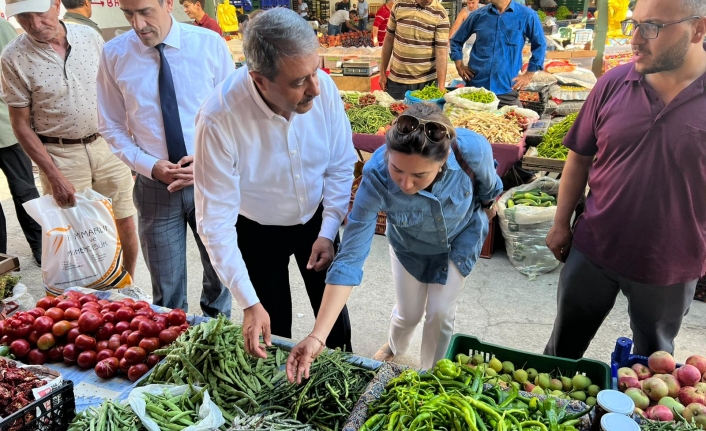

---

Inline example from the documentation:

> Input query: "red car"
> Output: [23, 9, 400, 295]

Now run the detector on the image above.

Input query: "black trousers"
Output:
[0, 144, 42, 254]
[236, 204, 353, 351]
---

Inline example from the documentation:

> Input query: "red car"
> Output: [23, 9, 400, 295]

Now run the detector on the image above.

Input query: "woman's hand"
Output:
[286, 336, 325, 384]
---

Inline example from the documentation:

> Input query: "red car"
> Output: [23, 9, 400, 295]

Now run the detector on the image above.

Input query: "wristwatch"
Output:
[481, 200, 496, 210]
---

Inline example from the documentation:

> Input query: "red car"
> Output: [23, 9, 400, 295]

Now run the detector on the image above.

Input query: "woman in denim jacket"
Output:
[287, 103, 503, 379]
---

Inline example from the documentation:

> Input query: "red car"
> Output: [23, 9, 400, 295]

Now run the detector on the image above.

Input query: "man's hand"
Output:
[379, 73, 388, 91]
[50, 174, 77, 208]
[512, 72, 534, 91]
[286, 336, 325, 384]
[483, 206, 497, 221]
[307, 237, 335, 272]
[152, 160, 180, 185]
[455, 61, 475, 83]
[167, 155, 195, 193]
[242, 303, 272, 359]
[546, 224, 573, 263]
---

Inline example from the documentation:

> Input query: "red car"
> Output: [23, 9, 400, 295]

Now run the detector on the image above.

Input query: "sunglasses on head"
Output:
[395, 114, 450, 144]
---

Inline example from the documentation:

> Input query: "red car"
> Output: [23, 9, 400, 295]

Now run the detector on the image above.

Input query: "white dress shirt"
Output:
[194, 67, 357, 309]
[97, 15, 235, 178]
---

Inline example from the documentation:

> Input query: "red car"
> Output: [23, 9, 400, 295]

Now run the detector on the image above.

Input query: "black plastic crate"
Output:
[0, 380, 75, 431]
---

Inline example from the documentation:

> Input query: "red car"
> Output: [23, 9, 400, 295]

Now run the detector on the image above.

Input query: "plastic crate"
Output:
[610, 337, 683, 390]
[0, 380, 75, 431]
[446, 334, 612, 389]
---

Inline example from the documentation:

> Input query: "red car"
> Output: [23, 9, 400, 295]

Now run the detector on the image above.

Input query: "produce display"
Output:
[506, 189, 557, 208]
[389, 102, 408, 115]
[343, 92, 377, 108]
[346, 105, 395, 134]
[0, 291, 188, 381]
[0, 274, 20, 300]
[140, 386, 207, 430]
[227, 406, 314, 431]
[456, 354, 599, 404]
[320, 32, 374, 48]
[617, 351, 706, 428]
[519, 91, 542, 102]
[458, 89, 495, 104]
[555, 6, 572, 20]
[68, 400, 143, 431]
[147, 315, 375, 430]
[504, 110, 533, 130]
[536, 113, 578, 160]
[453, 111, 524, 144]
[0, 357, 48, 426]
[362, 359, 593, 431]
[409, 85, 446, 101]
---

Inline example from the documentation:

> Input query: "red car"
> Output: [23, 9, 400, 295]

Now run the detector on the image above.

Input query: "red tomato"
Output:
[95, 357, 119, 379]
[114, 344, 129, 360]
[26, 308, 45, 319]
[127, 331, 144, 347]
[45, 307, 64, 322]
[168, 309, 187, 326]
[57, 299, 80, 311]
[159, 329, 179, 346]
[66, 327, 81, 343]
[120, 329, 132, 345]
[128, 363, 149, 382]
[138, 320, 160, 338]
[145, 354, 161, 368]
[75, 334, 97, 351]
[27, 348, 47, 365]
[37, 333, 56, 351]
[97, 323, 115, 341]
[36, 297, 53, 310]
[132, 301, 150, 311]
[103, 311, 116, 324]
[48, 345, 64, 362]
[64, 291, 83, 300]
[33, 316, 55, 335]
[120, 298, 135, 307]
[108, 334, 122, 351]
[114, 320, 130, 333]
[52, 320, 71, 337]
[108, 302, 122, 312]
[119, 357, 131, 373]
[124, 346, 147, 365]
[96, 340, 109, 351]
[81, 302, 101, 312]
[96, 349, 114, 362]
[27, 330, 39, 347]
[115, 307, 135, 322]
[77, 350, 97, 369]
[63, 343, 79, 364]
[97, 299, 110, 307]
[79, 294, 98, 305]
[9, 339, 31, 358]
[64, 307, 81, 321]
[69, 320, 79, 329]
[78, 311, 104, 334]
[139, 337, 160, 353]
[153, 314, 169, 328]
[135, 308, 155, 319]
[129, 315, 149, 331]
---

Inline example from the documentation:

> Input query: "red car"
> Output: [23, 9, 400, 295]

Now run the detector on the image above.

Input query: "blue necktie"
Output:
[156, 43, 187, 165]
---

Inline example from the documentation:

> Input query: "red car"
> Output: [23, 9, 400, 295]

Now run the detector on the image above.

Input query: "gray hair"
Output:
[681, 0, 706, 16]
[243, 8, 319, 81]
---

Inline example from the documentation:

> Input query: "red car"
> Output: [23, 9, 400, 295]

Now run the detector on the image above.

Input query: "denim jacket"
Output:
[326, 128, 504, 286]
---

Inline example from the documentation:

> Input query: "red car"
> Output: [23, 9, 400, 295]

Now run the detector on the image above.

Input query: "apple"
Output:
[634, 407, 645, 417]
[654, 374, 681, 399]
[523, 382, 536, 393]
[619, 376, 642, 392]
[632, 363, 652, 381]
[686, 355, 706, 376]
[646, 405, 674, 421]
[682, 403, 706, 428]
[678, 364, 703, 387]
[625, 387, 650, 410]
[678, 386, 706, 406]
[702, 371, 706, 383]
[659, 396, 685, 416]
[643, 377, 670, 402]
[695, 382, 706, 393]
[619, 367, 638, 380]
[648, 351, 677, 374]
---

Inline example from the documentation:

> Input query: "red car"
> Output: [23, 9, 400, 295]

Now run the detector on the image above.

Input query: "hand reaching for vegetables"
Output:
[286, 336, 324, 384]
[546, 224, 573, 263]
[242, 303, 272, 359]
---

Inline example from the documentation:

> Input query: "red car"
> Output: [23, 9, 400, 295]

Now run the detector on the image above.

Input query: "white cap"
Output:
[600, 413, 640, 431]
[5, 0, 52, 18]
[596, 390, 635, 415]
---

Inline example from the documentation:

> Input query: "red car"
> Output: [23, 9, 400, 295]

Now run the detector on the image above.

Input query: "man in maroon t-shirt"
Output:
[544, 0, 706, 359]
[372, 0, 393, 47]
[180, 0, 223, 36]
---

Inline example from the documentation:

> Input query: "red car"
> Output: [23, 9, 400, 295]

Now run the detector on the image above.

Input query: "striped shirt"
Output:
[386, 0, 450, 84]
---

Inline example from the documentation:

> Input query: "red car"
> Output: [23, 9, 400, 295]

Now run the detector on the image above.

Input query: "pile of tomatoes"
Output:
[0, 291, 188, 382]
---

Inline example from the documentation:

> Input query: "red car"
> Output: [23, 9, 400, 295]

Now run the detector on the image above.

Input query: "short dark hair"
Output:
[179, 0, 204, 7]
[349, 9, 358, 16]
[61, 0, 85, 10]
[386, 103, 455, 163]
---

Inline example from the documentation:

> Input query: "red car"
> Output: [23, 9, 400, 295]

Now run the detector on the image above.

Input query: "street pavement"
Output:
[2, 175, 705, 369]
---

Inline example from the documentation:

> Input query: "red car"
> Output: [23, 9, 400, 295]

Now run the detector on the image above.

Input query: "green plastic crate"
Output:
[445, 334, 611, 390]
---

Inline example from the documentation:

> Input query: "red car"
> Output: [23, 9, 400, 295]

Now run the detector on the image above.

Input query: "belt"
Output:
[38, 133, 100, 145]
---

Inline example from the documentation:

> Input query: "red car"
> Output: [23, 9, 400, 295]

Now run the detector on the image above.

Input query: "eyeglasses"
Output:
[621, 16, 700, 39]
[395, 114, 450, 144]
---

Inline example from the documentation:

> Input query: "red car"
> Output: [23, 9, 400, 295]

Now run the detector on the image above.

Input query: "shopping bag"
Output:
[23, 189, 133, 296]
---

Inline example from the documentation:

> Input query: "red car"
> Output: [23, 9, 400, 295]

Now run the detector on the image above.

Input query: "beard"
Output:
[635, 31, 691, 75]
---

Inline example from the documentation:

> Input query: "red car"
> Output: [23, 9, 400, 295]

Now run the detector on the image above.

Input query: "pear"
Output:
[561, 376, 573, 392]
[514, 369, 529, 383]
[456, 354, 471, 365]
[499, 374, 513, 383]
[489, 357, 503, 373]
[549, 379, 563, 391]
[572, 374, 591, 391]
[486, 377, 498, 385]
[471, 354, 485, 366]
[588, 384, 600, 397]
[537, 373, 551, 390]
[527, 368, 539, 383]
[502, 361, 515, 375]
[485, 368, 497, 377]
[570, 391, 587, 401]
[531, 386, 546, 395]
[586, 396, 597, 406]
[550, 390, 564, 397]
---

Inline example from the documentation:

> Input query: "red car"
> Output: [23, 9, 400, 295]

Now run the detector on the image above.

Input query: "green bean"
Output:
[346, 104, 395, 134]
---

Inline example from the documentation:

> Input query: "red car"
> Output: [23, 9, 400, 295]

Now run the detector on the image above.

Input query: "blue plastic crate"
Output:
[610, 337, 684, 390]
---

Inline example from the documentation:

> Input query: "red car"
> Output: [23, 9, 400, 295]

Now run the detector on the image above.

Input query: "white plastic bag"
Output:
[443, 87, 499, 112]
[1, 283, 34, 315]
[497, 177, 562, 279]
[23, 189, 133, 296]
[552, 67, 597, 90]
[129, 384, 224, 431]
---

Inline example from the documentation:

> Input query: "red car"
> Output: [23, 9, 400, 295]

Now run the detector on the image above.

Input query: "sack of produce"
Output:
[451, 110, 524, 145]
[498, 177, 561, 279]
[128, 384, 224, 431]
[499, 105, 540, 129]
[549, 84, 592, 101]
[553, 100, 585, 116]
[23, 189, 133, 296]
[523, 71, 558, 92]
[443, 87, 499, 112]
[404, 85, 446, 108]
[552, 67, 597, 90]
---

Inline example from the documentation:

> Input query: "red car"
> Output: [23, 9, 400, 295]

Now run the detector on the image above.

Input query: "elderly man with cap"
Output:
[194, 8, 357, 358]
[0, 0, 139, 280]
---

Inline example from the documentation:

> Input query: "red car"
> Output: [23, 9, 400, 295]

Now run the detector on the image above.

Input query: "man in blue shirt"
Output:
[450, 0, 546, 107]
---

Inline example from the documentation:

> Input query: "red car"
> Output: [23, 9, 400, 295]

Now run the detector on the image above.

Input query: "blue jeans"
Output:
[328, 24, 341, 35]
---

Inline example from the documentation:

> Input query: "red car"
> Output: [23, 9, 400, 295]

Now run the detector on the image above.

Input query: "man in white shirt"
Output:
[97, 0, 235, 317]
[194, 8, 357, 358]
[357, 0, 368, 29]
[328, 9, 360, 34]
[298, 0, 309, 17]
